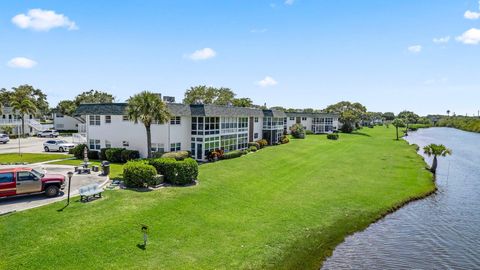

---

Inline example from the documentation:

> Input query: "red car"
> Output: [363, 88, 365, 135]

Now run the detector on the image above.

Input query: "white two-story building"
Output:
[0, 107, 47, 136]
[285, 112, 340, 133]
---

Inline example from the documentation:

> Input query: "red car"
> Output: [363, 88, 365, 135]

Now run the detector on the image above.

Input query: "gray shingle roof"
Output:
[190, 104, 264, 117]
[285, 112, 339, 118]
[74, 103, 191, 116]
[262, 109, 287, 118]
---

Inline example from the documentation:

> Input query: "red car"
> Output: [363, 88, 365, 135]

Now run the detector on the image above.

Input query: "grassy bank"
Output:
[0, 127, 434, 269]
[0, 153, 71, 164]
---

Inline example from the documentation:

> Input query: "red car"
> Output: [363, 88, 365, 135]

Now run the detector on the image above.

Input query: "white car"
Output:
[37, 130, 60, 138]
[0, 134, 9, 144]
[43, 140, 75, 152]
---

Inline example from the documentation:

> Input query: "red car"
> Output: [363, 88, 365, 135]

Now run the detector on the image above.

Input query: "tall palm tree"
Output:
[127, 91, 171, 158]
[446, 110, 450, 117]
[10, 99, 37, 138]
[391, 118, 405, 140]
[423, 144, 452, 174]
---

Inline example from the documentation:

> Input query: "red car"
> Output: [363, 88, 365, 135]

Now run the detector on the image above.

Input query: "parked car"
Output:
[0, 133, 9, 144]
[0, 167, 65, 198]
[43, 140, 75, 152]
[37, 130, 59, 138]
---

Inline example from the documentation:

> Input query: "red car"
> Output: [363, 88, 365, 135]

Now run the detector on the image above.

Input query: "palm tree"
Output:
[10, 99, 37, 138]
[391, 118, 405, 140]
[1, 125, 14, 136]
[423, 144, 452, 174]
[126, 91, 171, 158]
[446, 110, 450, 117]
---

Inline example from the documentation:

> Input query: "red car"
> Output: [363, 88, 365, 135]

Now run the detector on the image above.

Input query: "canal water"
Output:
[322, 127, 480, 269]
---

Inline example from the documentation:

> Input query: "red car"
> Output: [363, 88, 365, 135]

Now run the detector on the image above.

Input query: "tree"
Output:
[270, 106, 286, 111]
[74, 90, 115, 106]
[398, 110, 419, 135]
[1, 125, 13, 136]
[214, 87, 235, 106]
[1, 85, 49, 116]
[423, 144, 451, 174]
[56, 100, 77, 116]
[391, 118, 405, 140]
[383, 112, 395, 121]
[446, 110, 450, 117]
[183, 85, 241, 106]
[325, 101, 367, 133]
[10, 99, 37, 137]
[232, 98, 253, 107]
[126, 91, 171, 158]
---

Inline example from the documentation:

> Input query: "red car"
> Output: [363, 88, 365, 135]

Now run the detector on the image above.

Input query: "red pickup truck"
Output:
[0, 167, 66, 198]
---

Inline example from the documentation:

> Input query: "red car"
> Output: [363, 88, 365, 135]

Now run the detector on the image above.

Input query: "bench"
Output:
[79, 183, 104, 202]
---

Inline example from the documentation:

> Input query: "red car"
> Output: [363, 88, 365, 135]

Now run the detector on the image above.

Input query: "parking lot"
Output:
[0, 136, 75, 155]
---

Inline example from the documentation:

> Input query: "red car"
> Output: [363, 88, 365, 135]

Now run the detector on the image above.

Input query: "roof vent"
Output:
[163, 96, 175, 103]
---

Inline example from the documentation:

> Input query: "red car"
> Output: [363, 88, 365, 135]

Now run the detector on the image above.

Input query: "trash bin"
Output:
[92, 165, 99, 172]
[101, 161, 110, 176]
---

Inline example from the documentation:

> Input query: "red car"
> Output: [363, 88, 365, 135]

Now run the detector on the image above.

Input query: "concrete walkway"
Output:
[0, 164, 109, 215]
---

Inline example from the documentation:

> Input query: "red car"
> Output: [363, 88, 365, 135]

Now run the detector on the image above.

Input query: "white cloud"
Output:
[408, 45, 422, 53]
[256, 76, 278, 87]
[250, 28, 267, 33]
[12, 9, 78, 31]
[433, 36, 450, 44]
[7, 57, 37, 68]
[284, 0, 295, 5]
[185, 48, 216, 61]
[424, 77, 448, 85]
[464, 1, 480, 19]
[456, 28, 480, 45]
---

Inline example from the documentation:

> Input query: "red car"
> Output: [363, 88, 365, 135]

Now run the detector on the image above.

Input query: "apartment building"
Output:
[285, 112, 340, 134]
[0, 107, 47, 135]
[74, 103, 339, 161]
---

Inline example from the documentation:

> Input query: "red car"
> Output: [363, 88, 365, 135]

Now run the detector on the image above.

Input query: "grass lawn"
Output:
[0, 153, 72, 164]
[50, 159, 124, 180]
[0, 127, 434, 269]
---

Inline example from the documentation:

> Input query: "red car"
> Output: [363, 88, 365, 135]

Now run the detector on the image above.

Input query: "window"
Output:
[105, 115, 111, 124]
[254, 117, 259, 123]
[89, 115, 100, 126]
[151, 143, 165, 153]
[290, 117, 295, 121]
[0, 172, 14, 183]
[302, 117, 307, 121]
[105, 140, 112, 148]
[17, 172, 36, 181]
[221, 134, 237, 152]
[221, 117, 238, 134]
[122, 115, 129, 121]
[170, 142, 181, 152]
[237, 133, 248, 150]
[170, 116, 181, 125]
[122, 141, 129, 147]
[89, 139, 101, 150]
[254, 133, 259, 139]
[238, 117, 248, 132]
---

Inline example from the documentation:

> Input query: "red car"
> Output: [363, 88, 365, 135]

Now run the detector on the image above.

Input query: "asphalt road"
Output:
[0, 136, 75, 154]
[0, 164, 109, 215]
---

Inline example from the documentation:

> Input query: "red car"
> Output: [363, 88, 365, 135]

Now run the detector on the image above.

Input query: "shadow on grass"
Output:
[136, 243, 146, 250]
[351, 131, 372, 137]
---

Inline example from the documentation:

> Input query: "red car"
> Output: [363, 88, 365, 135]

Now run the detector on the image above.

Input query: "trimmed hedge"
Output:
[161, 151, 190, 161]
[222, 150, 247, 159]
[87, 150, 99, 160]
[105, 148, 125, 163]
[70, 144, 88, 159]
[327, 133, 339, 140]
[256, 139, 268, 148]
[249, 146, 257, 152]
[248, 142, 260, 149]
[148, 157, 198, 185]
[305, 130, 314, 135]
[123, 161, 157, 188]
[99, 148, 109, 160]
[121, 149, 140, 162]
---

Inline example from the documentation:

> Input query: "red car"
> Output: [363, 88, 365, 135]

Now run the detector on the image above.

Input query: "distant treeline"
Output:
[436, 116, 480, 133]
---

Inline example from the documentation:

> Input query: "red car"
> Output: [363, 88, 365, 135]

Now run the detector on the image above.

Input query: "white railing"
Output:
[27, 119, 47, 131]
[78, 124, 87, 133]
[0, 119, 22, 125]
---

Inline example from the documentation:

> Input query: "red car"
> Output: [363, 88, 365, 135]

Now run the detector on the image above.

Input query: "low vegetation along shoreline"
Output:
[0, 127, 434, 269]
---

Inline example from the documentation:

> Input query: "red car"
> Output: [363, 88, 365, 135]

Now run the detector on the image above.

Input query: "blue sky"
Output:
[1, 0, 479, 116]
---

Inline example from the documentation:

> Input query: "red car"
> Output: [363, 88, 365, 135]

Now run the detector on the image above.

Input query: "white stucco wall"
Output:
[53, 114, 81, 130]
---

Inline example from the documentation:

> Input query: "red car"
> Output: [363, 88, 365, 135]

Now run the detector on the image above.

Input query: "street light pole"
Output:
[66, 171, 73, 206]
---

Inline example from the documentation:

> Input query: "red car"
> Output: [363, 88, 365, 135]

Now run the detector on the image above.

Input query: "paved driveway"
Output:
[0, 164, 109, 215]
[0, 136, 75, 154]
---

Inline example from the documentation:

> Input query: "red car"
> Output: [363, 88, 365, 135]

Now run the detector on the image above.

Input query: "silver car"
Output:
[37, 130, 60, 138]
[0, 133, 9, 144]
[43, 139, 75, 152]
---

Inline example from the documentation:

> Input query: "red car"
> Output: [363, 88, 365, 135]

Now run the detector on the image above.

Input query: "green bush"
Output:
[248, 142, 260, 149]
[281, 135, 290, 144]
[305, 130, 314, 135]
[249, 146, 257, 152]
[148, 175, 164, 186]
[327, 133, 339, 140]
[161, 151, 190, 161]
[70, 144, 88, 159]
[123, 161, 157, 188]
[121, 149, 140, 162]
[147, 157, 198, 185]
[222, 150, 246, 159]
[99, 148, 109, 160]
[87, 150, 99, 160]
[256, 139, 268, 148]
[105, 148, 125, 163]
[290, 123, 306, 139]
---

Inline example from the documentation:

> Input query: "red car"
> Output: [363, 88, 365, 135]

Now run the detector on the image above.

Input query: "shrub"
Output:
[290, 123, 306, 139]
[99, 148, 109, 160]
[341, 122, 354, 133]
[305, 130, 314, 135]
[222, 150, 245, 159]
[148, 157, 198, 185]
[105, 148, 125, 163]
[206, 149, 224, 161]
[256, 139, 268, 148]
[123, 161, 157, 188]
[121, 149, 140, 162]
[87, 150, 99, 160]
[281, 135, 290, 144]
[161, 150, 190, 161]
[327, 133, 339, 140]
[249, 146, 257, 152]
[248, 142, 260, 149]
[147, 175, 164, 186]
[70, 144, 88, 159]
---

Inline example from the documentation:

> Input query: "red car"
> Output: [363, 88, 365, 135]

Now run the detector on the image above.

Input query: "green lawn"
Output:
[0, 127, 434, 269]
[0, 153, 71, 164]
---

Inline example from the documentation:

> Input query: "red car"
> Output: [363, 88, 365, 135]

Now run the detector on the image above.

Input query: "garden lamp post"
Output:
[66, 171, 74, 206]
